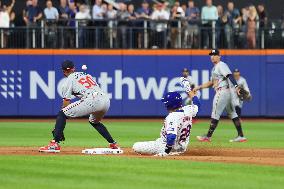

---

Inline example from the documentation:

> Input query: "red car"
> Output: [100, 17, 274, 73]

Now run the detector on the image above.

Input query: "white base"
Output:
[82, 148, 123, 155]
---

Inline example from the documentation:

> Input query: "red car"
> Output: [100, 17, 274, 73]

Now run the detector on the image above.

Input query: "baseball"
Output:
[82, 64, 87, 70]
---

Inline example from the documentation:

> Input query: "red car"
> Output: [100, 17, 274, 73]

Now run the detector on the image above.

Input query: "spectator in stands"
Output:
[66, 1, 77, 48]
[201, 0, 218, 49]
[136, 0, 152, 48]
[151, 3, 170, 48]
[76, 4, 91, 48]
[170, 5, 184, 48]
[0, 5, 9, 48]
[92, 0, 104, 19]
[184, 0, 200, 48]
[216, 5, 229, 48]
[257, 4, 267, 30]
[127, 4, 137, 48]
[117, 2, 130, 48]
[224, 1, 239, 48]
[44, 0, 59, 48]
[58, 0, 70, 48]
[106, 3, 117, 48]
[246, 5, 258, 49]
[23, 0, 42, 48]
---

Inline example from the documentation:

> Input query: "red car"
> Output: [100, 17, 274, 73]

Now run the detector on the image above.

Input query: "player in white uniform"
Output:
[233, 69, 252, 117]
[39, 60, 119, 153]
[194, 49, 247, 143]
[180, 68, 196, 105]
[132, 90, 200, 156]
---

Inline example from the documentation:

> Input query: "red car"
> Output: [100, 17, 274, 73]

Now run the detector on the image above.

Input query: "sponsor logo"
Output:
[0, 70, 22, 99]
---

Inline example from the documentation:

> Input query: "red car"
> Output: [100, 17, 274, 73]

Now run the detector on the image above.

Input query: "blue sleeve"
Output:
[192, 96, 201, 110]
[166, 134, 176, 146]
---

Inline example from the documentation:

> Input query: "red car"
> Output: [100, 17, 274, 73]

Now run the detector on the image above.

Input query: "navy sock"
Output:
[53, 110, 67, 143]
[207, 119, 219, 137]
[89, 122, 115, 143]
[232, 117, 244, 137]
[235, 106, 242, 118]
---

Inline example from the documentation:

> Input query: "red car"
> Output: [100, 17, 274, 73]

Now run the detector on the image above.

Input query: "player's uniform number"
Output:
[78, 75, 97, 89]
[179, 125, 191, 142]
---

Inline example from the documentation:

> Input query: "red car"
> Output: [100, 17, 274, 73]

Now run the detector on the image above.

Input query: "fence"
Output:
[1, 19, 284, 49]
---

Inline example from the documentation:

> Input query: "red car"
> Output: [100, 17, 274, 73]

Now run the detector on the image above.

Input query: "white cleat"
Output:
[229, 136, 247, 143]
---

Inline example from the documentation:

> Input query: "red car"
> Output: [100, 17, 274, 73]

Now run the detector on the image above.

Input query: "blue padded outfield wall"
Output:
[0, 50, 283, 117]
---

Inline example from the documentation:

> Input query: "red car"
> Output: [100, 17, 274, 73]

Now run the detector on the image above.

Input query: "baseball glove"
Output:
[238, 87, 252, 101]
[52, 128, 65, 142]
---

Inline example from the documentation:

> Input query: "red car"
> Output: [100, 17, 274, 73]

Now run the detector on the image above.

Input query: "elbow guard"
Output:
[192, 96, 201, 111]
[166, 134, 176, 146]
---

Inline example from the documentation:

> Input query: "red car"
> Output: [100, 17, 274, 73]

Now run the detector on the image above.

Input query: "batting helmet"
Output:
[161, 92, 182, 110]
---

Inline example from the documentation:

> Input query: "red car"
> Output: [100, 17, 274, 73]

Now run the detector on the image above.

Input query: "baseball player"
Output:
[180, 68, 196, 105]
[233, 69, 252, 117]
[39, 60, 119, 153]
[194, 49, 247, 143]
[132, 90, 200, 156]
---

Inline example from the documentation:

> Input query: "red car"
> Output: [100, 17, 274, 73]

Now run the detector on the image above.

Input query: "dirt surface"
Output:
[0, 146, 284, 167]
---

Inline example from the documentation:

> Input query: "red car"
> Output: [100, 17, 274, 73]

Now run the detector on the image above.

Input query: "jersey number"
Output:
[78, 75, 97, 89]
[179, 125, 191, 142]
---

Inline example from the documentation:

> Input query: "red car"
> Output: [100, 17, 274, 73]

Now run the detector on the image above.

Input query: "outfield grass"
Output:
[0, 120, 284, 189]
[0, 155, 284, 189]
[0, 120, 283, 148]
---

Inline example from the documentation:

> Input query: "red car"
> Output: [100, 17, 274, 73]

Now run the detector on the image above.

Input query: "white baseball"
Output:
[82, 65, 87, 70]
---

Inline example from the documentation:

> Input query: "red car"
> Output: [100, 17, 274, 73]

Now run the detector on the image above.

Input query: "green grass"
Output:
[0, 155, 284, 189]
[0, 120, 284, 189]
[0, 120, 283, 148]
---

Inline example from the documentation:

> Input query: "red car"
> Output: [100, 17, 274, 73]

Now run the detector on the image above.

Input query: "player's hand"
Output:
[236, 86, 241, 96]
[188, 90, 197, 99]
[154, 152, 169, 157]
[193, 86, 201, 92]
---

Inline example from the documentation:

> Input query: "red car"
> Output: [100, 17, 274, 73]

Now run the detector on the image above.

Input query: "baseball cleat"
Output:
[39, 140, 61, 153]
[196, 135, 211, 142]
[229, 136, 247, 142]
[109, 142, 120, 149]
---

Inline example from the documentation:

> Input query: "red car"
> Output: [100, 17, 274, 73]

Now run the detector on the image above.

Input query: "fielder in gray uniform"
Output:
[233, 69, 252, 117]
[39, 60, 119, 153]
[194, 49, 247, 143]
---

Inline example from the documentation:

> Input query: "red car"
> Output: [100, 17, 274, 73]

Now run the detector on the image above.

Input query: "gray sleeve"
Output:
[242, 78, 250, 94]
[62, 78, 73, 100]
[219, 63, 232, 77]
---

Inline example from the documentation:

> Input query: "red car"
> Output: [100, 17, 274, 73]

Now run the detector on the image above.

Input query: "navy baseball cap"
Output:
[61, 60, 75, 70]
[234, 69, 240, 73]
[209, 49, 220, 56]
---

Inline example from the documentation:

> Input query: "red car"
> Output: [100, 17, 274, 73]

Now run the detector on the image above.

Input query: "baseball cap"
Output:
[182, 68, 189, 72]
[209, 49, 220, 56]
[234, 69, 240, 73]
[61, 60, 75, 70]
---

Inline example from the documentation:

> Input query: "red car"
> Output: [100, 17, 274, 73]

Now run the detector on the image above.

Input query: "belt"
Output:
[216, 86, 229, 91]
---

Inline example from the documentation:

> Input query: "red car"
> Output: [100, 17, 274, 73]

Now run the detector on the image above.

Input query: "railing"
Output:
[0, 18, 283, 49]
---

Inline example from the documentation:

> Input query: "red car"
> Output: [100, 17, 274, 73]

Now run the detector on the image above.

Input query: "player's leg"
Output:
[235, 106, 241, 117]
[226, 100, 247, 142]
[88, 95, 119, 148]
[133, 138, 166, 155]
[197, 90, 227, 142]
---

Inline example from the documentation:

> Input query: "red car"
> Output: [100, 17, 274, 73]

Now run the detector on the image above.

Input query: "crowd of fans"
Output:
[0, 0, 279, 49]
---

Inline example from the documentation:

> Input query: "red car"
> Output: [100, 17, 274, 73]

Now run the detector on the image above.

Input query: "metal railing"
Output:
[1, 18, 283, 49]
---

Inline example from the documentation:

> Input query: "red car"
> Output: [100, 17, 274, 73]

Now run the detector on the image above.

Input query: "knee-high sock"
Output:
[89, 122, 115, 143]
[235, 106, 242, 118]
[54, 110, 67, 143]
[232, 117, 244, 137]
[207, 119, 219, 137]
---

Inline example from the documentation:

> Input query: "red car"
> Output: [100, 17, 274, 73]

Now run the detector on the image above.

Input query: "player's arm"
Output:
[164, 117, 178, 154]
[62, 99, 71, 109]
[194, 80, 213, 91]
